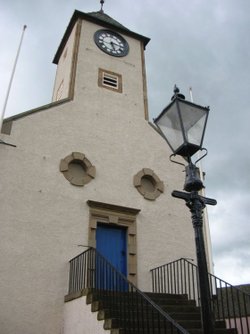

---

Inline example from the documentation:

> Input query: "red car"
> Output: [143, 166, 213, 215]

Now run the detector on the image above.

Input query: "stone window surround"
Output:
[133, 168, 164, 200]
[60, 152, 96, 186]
[87, 200, 140, 286]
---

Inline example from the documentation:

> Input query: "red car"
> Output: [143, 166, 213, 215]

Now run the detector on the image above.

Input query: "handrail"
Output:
[67, 248, 189, 333]
[150, 258, 250, 334]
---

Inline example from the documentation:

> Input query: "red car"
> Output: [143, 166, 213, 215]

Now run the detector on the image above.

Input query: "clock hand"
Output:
[110, 41, 117, 50]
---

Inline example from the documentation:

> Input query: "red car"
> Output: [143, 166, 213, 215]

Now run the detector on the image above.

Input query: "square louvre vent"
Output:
[98, 68, 122, 93]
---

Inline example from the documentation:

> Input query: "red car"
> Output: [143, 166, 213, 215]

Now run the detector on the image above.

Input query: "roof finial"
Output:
[100, 0, 105, 13]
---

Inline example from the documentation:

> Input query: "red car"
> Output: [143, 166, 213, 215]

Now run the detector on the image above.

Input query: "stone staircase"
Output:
[86, 289, 238, 334]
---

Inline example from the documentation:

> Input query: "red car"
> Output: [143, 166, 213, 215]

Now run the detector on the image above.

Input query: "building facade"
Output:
[0, 9, 211, 334]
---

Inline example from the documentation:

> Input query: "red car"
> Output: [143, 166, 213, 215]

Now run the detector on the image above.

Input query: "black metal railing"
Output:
[150, 258, 250, 334]
[67, 248, 189, 333]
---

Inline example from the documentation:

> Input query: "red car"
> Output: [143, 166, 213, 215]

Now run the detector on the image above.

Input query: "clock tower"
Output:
[51, 10, 150, 122]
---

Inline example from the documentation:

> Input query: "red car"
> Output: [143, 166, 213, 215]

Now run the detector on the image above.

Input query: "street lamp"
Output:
[154, 85, 217, 334]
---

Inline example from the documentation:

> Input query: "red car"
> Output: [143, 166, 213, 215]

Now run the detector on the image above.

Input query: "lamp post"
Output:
[154, 86, 216, 334]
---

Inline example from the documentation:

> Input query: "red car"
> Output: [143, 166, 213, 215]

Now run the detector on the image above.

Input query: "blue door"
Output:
[96, 224, 127, 290]
[96, 224, 127, 276]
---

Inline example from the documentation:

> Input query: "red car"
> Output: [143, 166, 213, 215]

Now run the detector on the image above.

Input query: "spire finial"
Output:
[173, 84, 180, 95]
[100, 0, 105, 12]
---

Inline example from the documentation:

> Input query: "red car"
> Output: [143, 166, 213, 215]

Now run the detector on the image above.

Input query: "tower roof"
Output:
[53, 10, 150, 64]
[87, 11, 130, 31]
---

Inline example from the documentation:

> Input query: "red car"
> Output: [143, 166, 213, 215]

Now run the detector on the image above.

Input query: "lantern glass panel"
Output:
[178, 100, 208, 147]
[155, 102, 183, 153]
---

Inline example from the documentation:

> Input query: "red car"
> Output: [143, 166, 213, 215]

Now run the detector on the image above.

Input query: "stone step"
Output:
[158, 304, 200, 313]
[89, 295, 197, 313]
[188, 329, 237, 334]
[145, 292, 190, 300]
[169, 311, 201, 321]
[103, 316, 228, 332]
[103, 317, 228, 330]
[87, 290, 190, 304]
[110, 328, 237, 334]
[92, 298, 200, 315]
[110, 327, 237, 334]
[110, 328, 181, 334]
[105, 318, 184, 332]
[146, 294, 197, 306]
[102, 312, 228, 331]
[99, 309, 201, 325]
[180, 319, 228, 332]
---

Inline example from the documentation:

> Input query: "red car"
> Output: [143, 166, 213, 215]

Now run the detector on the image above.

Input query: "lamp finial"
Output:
[171, 84, 185, 101]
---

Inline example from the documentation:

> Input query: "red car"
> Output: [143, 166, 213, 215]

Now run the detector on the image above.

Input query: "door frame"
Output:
[87, 200, 140, 286]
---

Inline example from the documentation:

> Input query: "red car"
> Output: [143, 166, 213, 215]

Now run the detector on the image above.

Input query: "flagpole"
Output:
[0, 25, 27, 132]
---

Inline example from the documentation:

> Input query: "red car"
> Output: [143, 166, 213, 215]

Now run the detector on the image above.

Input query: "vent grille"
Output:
[103, 73, 118, 88]
[98, 68, 122, 93]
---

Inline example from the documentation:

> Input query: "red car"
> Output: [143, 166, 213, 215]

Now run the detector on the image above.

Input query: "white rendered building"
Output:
[0, 8, 213, 334]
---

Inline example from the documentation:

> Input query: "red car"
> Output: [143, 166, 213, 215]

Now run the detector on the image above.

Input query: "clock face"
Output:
[94, 29, 129, 57]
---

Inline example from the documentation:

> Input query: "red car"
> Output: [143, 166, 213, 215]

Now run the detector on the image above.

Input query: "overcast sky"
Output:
[1, 0, 250, 286]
